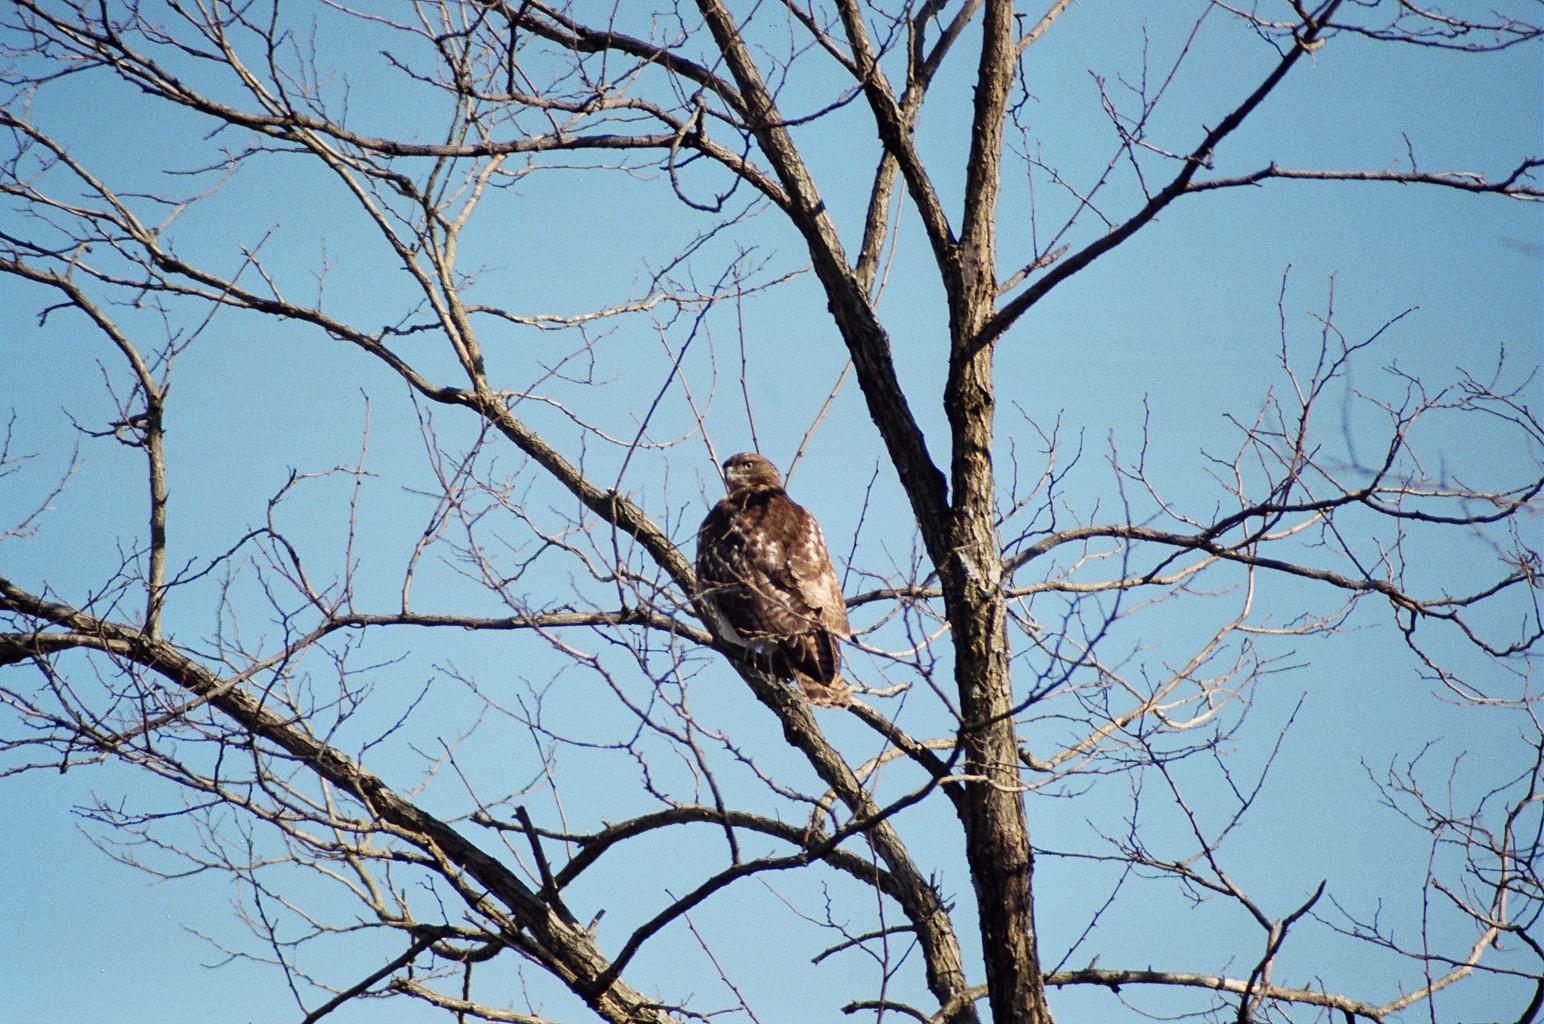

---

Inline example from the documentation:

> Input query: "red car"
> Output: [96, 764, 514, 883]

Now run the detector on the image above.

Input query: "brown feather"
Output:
[697, 454, 851, 706]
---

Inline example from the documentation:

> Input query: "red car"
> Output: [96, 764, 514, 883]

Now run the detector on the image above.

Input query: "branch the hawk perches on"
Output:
[696, 453, 852, 706]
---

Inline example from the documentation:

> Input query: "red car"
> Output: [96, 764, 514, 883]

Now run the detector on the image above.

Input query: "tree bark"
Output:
[941, 3, 1052, 1023]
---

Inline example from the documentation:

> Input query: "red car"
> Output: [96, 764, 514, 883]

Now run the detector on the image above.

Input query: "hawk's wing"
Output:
[779, 509, 850, 638]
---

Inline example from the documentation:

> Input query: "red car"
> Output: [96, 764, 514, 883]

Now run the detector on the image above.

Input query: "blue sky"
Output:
[1, 3, 1540, 1022]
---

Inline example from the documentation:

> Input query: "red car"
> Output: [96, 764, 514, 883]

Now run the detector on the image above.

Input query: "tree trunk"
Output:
[942, 3, 1053, 1022]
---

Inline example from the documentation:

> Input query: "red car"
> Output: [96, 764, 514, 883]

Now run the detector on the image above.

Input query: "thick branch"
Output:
[692, 0, 952, 560]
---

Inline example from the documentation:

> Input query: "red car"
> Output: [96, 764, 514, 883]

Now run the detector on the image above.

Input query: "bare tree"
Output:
[2, 3, 1540, 1023]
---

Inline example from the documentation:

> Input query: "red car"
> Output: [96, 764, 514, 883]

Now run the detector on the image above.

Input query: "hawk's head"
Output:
[722, 452, 782, 494]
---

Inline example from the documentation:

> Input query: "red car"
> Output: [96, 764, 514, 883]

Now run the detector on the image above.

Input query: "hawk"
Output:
[696, 452, 852, 706]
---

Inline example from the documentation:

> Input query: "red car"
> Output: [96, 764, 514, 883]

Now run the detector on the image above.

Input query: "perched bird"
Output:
[696, 452, 852, 706]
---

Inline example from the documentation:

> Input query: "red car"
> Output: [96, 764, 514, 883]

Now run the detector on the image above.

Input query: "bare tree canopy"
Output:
[1, 2, 1540, 1023]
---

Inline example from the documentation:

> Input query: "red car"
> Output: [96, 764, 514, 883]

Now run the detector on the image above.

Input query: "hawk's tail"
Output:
[794, 671, 851, 708]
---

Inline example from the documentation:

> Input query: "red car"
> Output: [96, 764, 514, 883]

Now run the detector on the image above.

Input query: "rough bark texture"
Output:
[938, 3, 1051, 1022]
